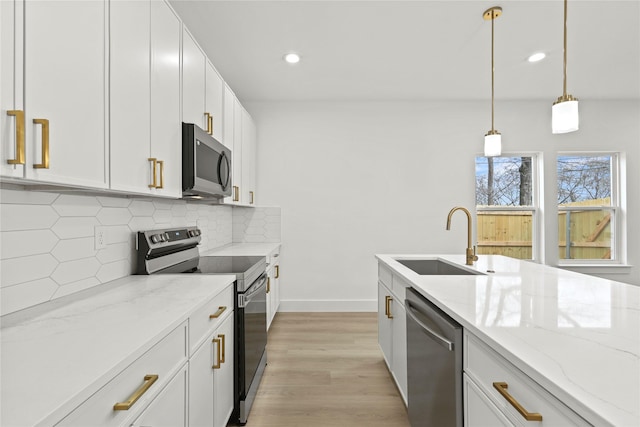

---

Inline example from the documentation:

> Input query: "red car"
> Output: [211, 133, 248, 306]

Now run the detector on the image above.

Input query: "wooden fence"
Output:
[477, 199, 611, 260]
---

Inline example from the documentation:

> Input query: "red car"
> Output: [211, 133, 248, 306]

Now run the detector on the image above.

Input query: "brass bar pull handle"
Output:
[205, 112, 212, 134]
[209, 306, 227, 319]
[385, 296, 394, 319]
[219, 333, 226, 363]
[32, 118, 49, 169]
[266, 277, 271, 293]
[275, 265, 280, 279]
[113, 374, 158, 410]
[157, 160, 164, 189]
[212, 337, 222, 369]
[493, 382, 543, 422]
[250, 191, 254, 205]
[7, 110, 25, 165]
[233, 186, 240, 202]
[148, 158, 158, 188]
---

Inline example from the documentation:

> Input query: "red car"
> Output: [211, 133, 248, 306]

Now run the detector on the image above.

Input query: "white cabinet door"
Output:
[23, 0, 108, 188]
[378, 281, 393, 368]
[1, 0, 25, 178]
[189, 331, 215, 426]
[189, 313, 234, 427]
[109, 0, 151, 194]
[150, 0, 181, 198]
[182, 28, 206, 129]
[213, 314, 234, 427]
[464, 373, 512, 427]
[131, 365, 188, 427]
[266, 262, 280, 330]
[391, 298, 407, 405]
[240, 108, 256, 205]
[205, 61, 224, 142]
[230, 98, 243, 203]
[222, 84, 235, 149]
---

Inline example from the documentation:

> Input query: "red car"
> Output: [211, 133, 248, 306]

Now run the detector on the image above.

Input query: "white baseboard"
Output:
[278, 299, 377, 312]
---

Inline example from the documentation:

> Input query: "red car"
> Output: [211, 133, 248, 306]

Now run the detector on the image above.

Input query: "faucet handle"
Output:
[473, 245, 479, 261]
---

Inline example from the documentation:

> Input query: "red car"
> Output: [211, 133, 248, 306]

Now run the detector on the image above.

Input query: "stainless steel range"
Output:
[136, 226, 268, 425]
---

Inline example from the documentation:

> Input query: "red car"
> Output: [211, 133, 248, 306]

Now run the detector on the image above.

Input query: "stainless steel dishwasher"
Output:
[405, 288, 463, 427]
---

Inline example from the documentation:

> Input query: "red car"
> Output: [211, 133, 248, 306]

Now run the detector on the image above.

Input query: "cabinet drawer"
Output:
[378, 263, 393, 288]
[464, 333, 589, 426]
[57, 322, 188, 426]
[267, 246, 281, 267]
[189, 285, 233, 355]
[392, 274, 411, 306]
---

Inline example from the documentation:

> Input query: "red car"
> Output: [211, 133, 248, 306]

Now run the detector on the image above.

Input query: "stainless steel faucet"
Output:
[446, 206, 478, 266]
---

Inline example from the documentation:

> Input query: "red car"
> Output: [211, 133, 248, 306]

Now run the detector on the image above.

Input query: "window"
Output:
[475, 155, 540, 261]
[557, 153, 623, 263]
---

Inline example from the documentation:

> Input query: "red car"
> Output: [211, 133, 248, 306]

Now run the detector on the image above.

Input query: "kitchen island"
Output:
[376, 254, 639, 427]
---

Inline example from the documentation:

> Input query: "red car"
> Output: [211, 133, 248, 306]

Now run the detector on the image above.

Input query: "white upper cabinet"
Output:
[206, 60, 224, 142]
[241, 108, 256, 206]
[182, 28, 206, 130]
[1, 0, 25, 179]
[22, 0, 108, 188]
[110, 0, 181, 198]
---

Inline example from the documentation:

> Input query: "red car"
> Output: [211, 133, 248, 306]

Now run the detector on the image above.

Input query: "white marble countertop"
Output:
[376, 254, 640, 427]
[0, 274, 235, 427]
[201, 242, 281, 257]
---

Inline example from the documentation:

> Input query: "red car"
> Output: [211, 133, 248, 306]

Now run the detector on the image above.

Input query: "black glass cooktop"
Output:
[197, 256, 265, 275]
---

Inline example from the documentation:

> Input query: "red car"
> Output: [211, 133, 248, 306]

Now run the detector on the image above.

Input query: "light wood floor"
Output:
[244, 312, 411, 427]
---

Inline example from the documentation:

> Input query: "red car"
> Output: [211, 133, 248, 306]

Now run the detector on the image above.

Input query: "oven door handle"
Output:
[240, 273, 268, 306]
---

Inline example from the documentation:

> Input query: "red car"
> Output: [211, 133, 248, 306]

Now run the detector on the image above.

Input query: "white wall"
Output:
[248, 100, 640, 312]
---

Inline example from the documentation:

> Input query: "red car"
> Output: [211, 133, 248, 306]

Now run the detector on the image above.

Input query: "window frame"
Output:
[556, 151, 626, 267]
[475, 152, 544, 263]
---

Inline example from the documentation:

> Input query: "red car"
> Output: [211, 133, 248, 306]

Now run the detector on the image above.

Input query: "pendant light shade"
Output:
[552, 0, 579, 134]
[483, 7, 502, 157]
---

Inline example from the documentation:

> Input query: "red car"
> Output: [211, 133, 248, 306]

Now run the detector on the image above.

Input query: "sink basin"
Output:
[396, 259, 483, 276]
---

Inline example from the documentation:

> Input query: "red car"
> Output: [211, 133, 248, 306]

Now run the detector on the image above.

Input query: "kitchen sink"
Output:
[396, 259, 484, 276]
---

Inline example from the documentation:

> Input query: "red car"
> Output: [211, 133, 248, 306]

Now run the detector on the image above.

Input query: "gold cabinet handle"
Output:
[493, 382, 543, 422]
[205, 112, 212, 135]
[6, 110, 25, 165]
[275, 265, 280, 279]
[148, 158, 158, 188]
[157, 160, 164, 189]
[212, 337, 222, 369]
[219, 333, 226, 363]
[113, 374, 158, 411]
[384, 296, 393, 319]
[233, 186, 240, 202]
[32, 118, 49, 169]
[250, 191, 254, 205]
[266, 277, 271, 293]
[209, 306, 227, 319]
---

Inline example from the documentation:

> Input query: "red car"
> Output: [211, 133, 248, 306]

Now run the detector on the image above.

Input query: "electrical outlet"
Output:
[95, 226, 107, 250]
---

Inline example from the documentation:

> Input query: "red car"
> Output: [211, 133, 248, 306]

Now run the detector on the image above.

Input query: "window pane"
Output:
[558, 208, 613, 260]
[557, 155, 611, 206]
[477, 210, 533, 260]
[475, 157, 533, 207]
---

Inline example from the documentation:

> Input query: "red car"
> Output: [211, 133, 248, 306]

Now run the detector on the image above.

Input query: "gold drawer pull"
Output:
[493, 382, 543, 422]
[32, 118, 49, 169]
[212, 337, 222, 369]
[6, 110, 25, 165]
[233, 185, 240, 202]
[219, 333, 226, 363]
[209, 306, 227, 319]
[148, 158, 158, 188]
[205, 112, 212, 135]
[157, 160, 164, 189]
[250, 191, 254, 204]
[385, 296, 393, 319]
[275, 265, 280, 279]
[266, 277, 271, 293]
[113, 374, 158, 411]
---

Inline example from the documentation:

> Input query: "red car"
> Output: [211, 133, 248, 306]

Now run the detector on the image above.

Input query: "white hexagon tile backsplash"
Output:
[0, 188, 280, 315]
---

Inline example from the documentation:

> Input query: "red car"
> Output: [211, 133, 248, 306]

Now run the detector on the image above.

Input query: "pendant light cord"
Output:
[491, 9, 495, 132]
[563, 0, 568, 97]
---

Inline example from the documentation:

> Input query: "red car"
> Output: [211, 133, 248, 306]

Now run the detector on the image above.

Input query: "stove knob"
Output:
[150, 235, 159, 243]
[188, 230, 195, 237]
[195, 229, 201, 236]
[164, 233, 170, 241]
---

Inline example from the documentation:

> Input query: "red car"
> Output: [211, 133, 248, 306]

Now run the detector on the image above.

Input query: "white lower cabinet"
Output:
[266, 247, 281, 330]
[131, 365, 188, 427]
[188, 294, 235, 427]
[464, 331, 589, 426]
[377, 263, 408, 405]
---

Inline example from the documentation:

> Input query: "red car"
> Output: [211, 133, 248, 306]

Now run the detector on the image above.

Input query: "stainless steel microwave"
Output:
[182, 123, 232, 199]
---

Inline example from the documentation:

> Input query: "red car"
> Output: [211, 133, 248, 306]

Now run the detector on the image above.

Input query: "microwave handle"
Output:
[218, 151, 231, 190]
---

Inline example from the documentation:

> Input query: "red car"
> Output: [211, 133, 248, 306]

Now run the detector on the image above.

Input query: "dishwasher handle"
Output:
[405, 300, 455, 352]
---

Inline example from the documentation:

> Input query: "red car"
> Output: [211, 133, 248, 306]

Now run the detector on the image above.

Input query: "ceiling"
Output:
[169, 0, 640, 103]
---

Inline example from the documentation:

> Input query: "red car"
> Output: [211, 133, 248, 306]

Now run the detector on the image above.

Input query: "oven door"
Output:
[237, 273, 268, 399]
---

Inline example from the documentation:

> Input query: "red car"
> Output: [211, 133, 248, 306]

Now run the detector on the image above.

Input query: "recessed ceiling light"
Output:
[283, 53, 301, 64]
[527, 52, 546, 63]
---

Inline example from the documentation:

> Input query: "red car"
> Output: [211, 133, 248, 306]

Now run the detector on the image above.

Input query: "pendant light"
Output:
[483, 7, 502, 157]
[552, 0, 579, 133]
